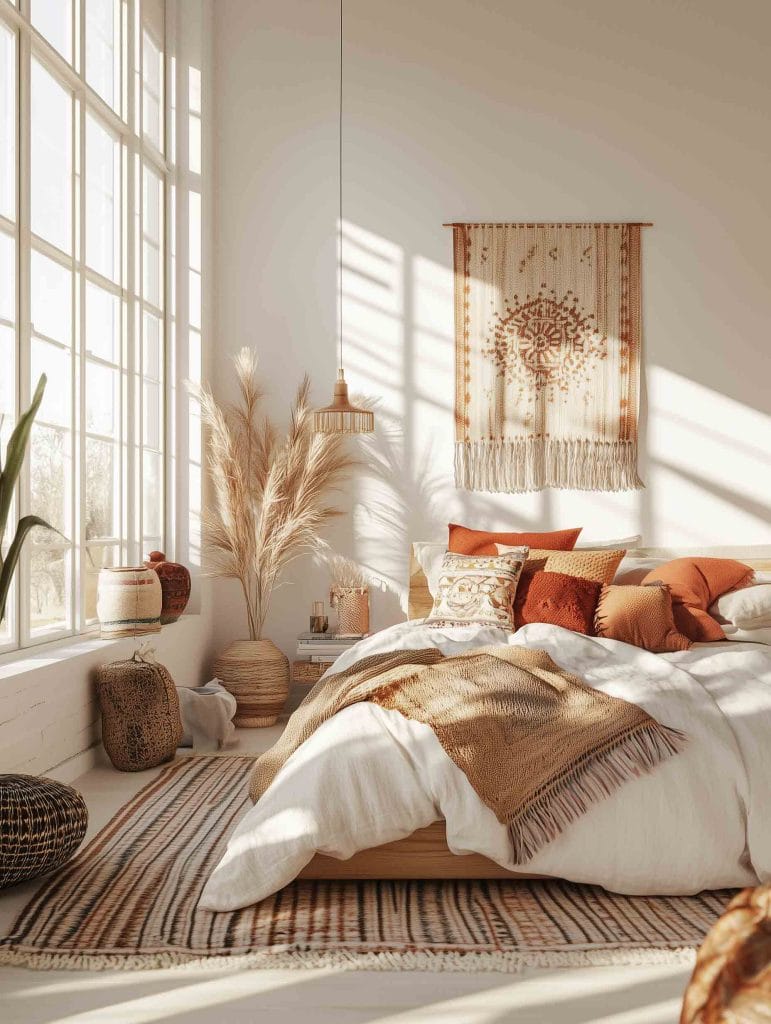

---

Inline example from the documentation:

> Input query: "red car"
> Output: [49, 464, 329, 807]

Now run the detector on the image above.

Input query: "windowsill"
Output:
[0, 614, 203, 682]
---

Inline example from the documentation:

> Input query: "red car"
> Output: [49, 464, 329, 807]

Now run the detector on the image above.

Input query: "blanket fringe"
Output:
[454, 438, 644, 492]
[0, 944, 698, 973]
[510, 724, 687, 864]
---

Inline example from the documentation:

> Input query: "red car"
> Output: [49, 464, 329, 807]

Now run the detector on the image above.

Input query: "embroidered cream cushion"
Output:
[425, 549, 528, 630]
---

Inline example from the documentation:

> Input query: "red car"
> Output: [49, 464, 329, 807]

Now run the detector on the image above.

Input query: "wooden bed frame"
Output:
[298, 544, 771, 881]
[298, 821, 543, 880]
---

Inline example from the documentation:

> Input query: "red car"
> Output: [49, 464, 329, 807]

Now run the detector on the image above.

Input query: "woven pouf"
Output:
[0, 775, 88, 888]
[97, 652, 183, 771]
[214, 639, 289, 727]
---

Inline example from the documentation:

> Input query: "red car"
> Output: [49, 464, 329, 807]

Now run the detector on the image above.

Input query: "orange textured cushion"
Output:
[501, 546, 624, 626]
[518, 571, 601, 635]
[641, 558, 754, 643]
[449, 523, 582, 557]
[595, 584, 692, 653]
[541, 549, 626, 586]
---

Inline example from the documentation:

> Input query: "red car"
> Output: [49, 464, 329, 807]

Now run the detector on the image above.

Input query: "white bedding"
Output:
[201, 621, 771, 911]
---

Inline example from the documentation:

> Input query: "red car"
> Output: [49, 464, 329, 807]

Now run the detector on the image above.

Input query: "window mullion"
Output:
[17, 14, 31, 648]
[125, 0, 138, 567]
[75, 7, 86, 634]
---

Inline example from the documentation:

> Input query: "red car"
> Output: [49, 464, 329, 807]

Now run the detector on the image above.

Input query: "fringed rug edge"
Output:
[0, 945, 698, 973]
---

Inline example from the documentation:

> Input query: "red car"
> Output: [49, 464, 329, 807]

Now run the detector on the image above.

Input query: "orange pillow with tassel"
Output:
[640, 558, 754, 642]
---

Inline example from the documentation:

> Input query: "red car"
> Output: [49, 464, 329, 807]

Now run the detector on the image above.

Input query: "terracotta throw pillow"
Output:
[641, 558, 754, 643]
[425, 549, 528, 631]
[517, 571, 601, 635]
[594, 584, 692, 653]
[449, 523, 581, 557]
[499, 546, 625, 626]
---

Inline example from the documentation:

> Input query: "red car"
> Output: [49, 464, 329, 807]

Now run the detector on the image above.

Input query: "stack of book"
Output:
[292, 632, 367, 687]
[296, 632, 366, 663]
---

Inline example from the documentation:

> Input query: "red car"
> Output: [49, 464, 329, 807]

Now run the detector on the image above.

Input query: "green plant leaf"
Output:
[0, 515, 54, 625]
[0, 374, 47, 547]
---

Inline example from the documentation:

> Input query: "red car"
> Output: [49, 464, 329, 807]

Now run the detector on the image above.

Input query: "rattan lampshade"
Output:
[313, 0, 375, 436]
[314, 370, 374, 434]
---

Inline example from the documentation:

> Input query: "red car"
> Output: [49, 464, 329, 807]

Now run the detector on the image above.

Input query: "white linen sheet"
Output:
[200, 621, 771, 911]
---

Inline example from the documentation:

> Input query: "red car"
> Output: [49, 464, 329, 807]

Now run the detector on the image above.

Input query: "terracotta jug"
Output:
[145, 551, 191, 624]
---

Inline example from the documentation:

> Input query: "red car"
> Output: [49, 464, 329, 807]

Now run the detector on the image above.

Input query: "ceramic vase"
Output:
[97, 566, 162, 638]
[145, 551, 192, 624]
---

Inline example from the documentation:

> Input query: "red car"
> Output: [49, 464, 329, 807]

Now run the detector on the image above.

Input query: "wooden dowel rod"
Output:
[442, 221, 654, 227]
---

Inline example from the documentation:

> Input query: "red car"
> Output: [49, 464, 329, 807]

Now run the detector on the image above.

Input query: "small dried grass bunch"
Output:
[192, 349, 355, 640]
[324, 554, 371, 607]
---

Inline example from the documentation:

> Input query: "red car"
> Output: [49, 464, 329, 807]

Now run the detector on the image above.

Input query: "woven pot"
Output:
[334, 588, 370, 635]
[145, 551, 191, 624]
[0, 775, 88, 888]
[96, 653, 183, 771]
[97, 566, 162, 638]
[213, 639, 289, 727]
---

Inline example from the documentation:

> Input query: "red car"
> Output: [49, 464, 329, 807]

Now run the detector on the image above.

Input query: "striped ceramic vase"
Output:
[97, 566, 162, 639]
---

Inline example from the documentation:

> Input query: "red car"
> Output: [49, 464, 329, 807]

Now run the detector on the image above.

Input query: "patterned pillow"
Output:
[425, 549, 528, 631]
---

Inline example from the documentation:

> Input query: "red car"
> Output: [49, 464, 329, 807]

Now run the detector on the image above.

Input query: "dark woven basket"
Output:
[0, 775, 88, 889]
[97, 654, 183, 771]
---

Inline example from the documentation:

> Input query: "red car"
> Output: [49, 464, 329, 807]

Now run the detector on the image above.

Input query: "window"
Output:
[0, 0, 171, 653]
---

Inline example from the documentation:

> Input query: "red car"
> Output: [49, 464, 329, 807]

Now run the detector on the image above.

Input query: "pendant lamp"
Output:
[314, 0, 374, 435]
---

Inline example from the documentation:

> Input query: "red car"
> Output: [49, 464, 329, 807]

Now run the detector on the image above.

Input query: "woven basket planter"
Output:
[333, 587, 370, 636]
[97, 566, 162, 638]
[0, 775, 88, 888]
[214, 639, 289, 727]
[96, 653, 183, 771]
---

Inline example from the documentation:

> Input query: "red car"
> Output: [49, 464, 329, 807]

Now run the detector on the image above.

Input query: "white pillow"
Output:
[720, 625, 771, 646]
[577, 534, 642, 550]
[612, 556, 667, 586]
[412, 541, 447, 598]
[710, 582, 771, 630]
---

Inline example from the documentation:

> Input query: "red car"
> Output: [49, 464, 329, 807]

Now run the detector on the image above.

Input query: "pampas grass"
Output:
[192, 349, 355, 640]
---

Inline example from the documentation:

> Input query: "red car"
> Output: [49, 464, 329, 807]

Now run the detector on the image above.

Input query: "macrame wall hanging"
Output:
[450, 222, 647, 493]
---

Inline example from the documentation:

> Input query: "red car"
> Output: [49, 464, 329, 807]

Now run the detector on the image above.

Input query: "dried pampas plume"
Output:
[189, 349, 356, 640]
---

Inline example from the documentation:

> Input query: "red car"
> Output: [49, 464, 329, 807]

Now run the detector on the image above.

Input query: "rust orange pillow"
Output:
[640, 558, 754, 643]
[595, 584, 692, 653]
[517, 570, 601, 635]
[448, 523, 582, 557]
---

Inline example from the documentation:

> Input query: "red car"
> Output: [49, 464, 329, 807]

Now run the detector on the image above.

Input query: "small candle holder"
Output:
[310, 601, 328, 634]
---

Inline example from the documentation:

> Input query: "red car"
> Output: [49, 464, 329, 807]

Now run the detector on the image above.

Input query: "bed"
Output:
[200, 545, 771, 912]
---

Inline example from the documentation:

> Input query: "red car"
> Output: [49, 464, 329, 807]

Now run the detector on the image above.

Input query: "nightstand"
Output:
[290, 632, 367, 703]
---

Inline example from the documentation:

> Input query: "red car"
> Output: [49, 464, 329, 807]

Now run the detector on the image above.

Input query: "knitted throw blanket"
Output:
[249, 646, 686, 863]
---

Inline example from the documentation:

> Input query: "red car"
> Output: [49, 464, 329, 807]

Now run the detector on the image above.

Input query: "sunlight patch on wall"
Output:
[647, 365, 771, 543]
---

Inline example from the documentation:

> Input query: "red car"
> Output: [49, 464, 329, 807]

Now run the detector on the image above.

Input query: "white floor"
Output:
[0, 728, 693, 1024]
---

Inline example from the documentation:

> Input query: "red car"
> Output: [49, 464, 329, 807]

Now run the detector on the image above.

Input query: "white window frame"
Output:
[0, 0, 175, 656]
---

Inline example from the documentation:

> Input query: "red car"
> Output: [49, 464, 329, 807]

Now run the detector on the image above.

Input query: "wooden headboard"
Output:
[407, 544, 771, 621]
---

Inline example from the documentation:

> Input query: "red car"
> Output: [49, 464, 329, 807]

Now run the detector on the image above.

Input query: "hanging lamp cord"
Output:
[338, 0, 344, 372]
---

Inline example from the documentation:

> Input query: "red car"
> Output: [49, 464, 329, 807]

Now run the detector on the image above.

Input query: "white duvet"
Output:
[201, 622, 771, 911]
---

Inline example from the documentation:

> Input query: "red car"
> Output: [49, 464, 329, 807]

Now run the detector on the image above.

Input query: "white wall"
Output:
[212, 0, 771, 660]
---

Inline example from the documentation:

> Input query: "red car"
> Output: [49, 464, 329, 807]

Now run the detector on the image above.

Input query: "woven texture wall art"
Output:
[452, 223, 644, 492]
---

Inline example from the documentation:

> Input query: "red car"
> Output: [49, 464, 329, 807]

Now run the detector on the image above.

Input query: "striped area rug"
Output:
[0, 756, 734, 972]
